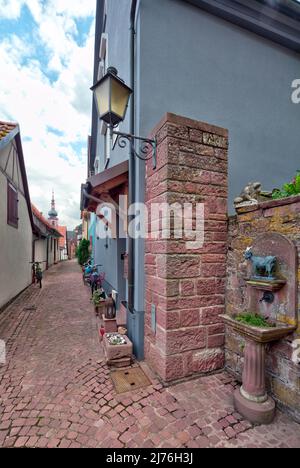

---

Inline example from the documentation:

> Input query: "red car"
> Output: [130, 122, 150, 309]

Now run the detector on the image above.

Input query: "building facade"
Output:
[82, 0, 300, 362]
[66, 231, 77, 259]
[0, 122, 35, 309]
[32, 204, 62, 270]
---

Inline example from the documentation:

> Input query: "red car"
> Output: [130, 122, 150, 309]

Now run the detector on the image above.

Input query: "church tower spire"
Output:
[48, 190, 58, 227]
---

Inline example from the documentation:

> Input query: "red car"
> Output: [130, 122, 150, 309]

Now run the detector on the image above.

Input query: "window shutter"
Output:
[7, 181, 19, 228]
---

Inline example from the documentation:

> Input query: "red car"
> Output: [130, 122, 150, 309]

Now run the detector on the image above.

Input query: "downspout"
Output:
[46, 237, 49, 270]
[128, 0, 137, 313]
[32, 239, 36, 263]
[32, 238, 37, 283]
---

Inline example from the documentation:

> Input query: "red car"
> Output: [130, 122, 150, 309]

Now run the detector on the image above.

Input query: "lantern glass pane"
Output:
[94, 77, 110, 119]
[111, 78, 130, 120]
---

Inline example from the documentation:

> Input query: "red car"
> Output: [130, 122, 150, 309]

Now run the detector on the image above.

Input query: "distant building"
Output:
[48, 192, 68, 261]
[48, 190, 59, 227]
[81, 209, 90, 241]
[32, 204, 62, 270]
[57, 226, 68, 261]
[66, 231, 77, 259]
[75, 224, 83, 244]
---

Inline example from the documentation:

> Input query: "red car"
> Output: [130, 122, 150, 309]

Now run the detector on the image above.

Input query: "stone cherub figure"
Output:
[234, 182, 262, 208]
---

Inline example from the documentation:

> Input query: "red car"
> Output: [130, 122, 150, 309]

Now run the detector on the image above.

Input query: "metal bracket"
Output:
[111, 129, 157, 170]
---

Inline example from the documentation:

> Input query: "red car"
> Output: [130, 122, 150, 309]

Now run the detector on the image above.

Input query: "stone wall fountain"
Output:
[224, 233, 297, 424]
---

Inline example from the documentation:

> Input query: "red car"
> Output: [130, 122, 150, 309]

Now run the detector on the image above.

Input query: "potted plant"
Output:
[272, 170, 300, 199]
[92, 289, 106, 317]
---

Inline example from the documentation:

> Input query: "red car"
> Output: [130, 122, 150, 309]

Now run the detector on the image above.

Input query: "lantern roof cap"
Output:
[90, 67, 132, 94]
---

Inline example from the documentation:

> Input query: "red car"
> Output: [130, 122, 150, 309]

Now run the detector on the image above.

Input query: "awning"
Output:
[81, 160, 128, 213]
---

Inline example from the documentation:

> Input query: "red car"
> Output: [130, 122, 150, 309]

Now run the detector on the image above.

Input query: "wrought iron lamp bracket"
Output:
[110, 128, 157, 169]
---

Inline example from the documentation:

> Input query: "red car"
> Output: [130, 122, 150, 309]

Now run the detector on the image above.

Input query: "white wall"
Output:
[59, 247, 68, 261]
[47, 237, 59, 267]
[0, 156, 32, 309]
[34, 239, 47, 271]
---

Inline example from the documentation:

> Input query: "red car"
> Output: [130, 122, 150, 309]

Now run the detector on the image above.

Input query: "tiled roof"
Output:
[0, 121, 18, 141]
[57, 226, 67, 248]
[31, 204, 62, 237]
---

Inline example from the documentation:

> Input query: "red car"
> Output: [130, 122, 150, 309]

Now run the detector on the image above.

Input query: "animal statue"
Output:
[234, 182, 262, 207]
[244, 247, 277, 280]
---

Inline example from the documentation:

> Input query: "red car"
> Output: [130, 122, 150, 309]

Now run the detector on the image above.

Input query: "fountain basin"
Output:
[223, 315, 296, 343]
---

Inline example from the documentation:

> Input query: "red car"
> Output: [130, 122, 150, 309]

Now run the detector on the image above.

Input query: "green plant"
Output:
[76, 239, 90, 265]
[92, 290, 105, 307]
[235, 313, 273, 328]
[272, 171, 300, 200]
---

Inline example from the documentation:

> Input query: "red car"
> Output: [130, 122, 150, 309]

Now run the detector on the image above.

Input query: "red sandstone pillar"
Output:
[144, 113, 228, 383]
[241, 340, 267, 402]
[234, 337, 275, 424]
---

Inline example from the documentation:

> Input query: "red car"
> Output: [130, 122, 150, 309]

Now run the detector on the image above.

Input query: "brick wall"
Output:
[226, 196, 300, 422]
[144, 113, 228, 383]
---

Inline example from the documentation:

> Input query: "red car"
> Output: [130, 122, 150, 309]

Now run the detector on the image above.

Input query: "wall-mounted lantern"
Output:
[91, 67, 157, 168]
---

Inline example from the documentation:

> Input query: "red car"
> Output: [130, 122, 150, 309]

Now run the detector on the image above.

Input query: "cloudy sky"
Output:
[0, 0, 96, 229]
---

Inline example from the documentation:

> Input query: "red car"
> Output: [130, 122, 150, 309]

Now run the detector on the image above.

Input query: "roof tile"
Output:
[31, 204, 62, 237]
[0, 121, 18, 141]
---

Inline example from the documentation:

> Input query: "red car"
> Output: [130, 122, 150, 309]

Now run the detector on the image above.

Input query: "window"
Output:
[99, 33, 108, 63]
[7, 181, 18, 228]
[98, 33, 107, 81]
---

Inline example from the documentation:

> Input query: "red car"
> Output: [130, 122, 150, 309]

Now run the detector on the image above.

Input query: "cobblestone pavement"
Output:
[0, 260, 299, 448]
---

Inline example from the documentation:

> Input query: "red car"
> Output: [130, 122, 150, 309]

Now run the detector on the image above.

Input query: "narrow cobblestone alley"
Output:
[0, 260, 299, 448]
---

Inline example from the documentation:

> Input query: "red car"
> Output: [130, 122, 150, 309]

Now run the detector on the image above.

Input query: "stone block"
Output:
[180, 309, 200, 328]
[165, 354, 185, 382]
[103, 334, 133, 363]
[106, 357, 132, 368]
[208, 334, 225, 348]
[192, 349, 225, 373]
[102, 315, 118, 334]
[166, 327, 206, 354]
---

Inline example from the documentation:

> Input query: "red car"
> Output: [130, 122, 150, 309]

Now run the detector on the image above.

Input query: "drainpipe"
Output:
[46, 237, 49, 270]
[127, 0, 145, 361]
[32, 239, 36, 263]
[128, 0, 137, 314]
[32, 238, 36, 283]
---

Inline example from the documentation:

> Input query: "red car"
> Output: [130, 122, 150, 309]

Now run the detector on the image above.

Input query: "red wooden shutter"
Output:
[7, 181, 18, 228]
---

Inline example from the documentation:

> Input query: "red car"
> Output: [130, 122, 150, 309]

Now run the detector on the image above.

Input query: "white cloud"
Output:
[0, 0, 96, 21]
[0, 0, 24, 19]
[0, 0, 96, 229]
